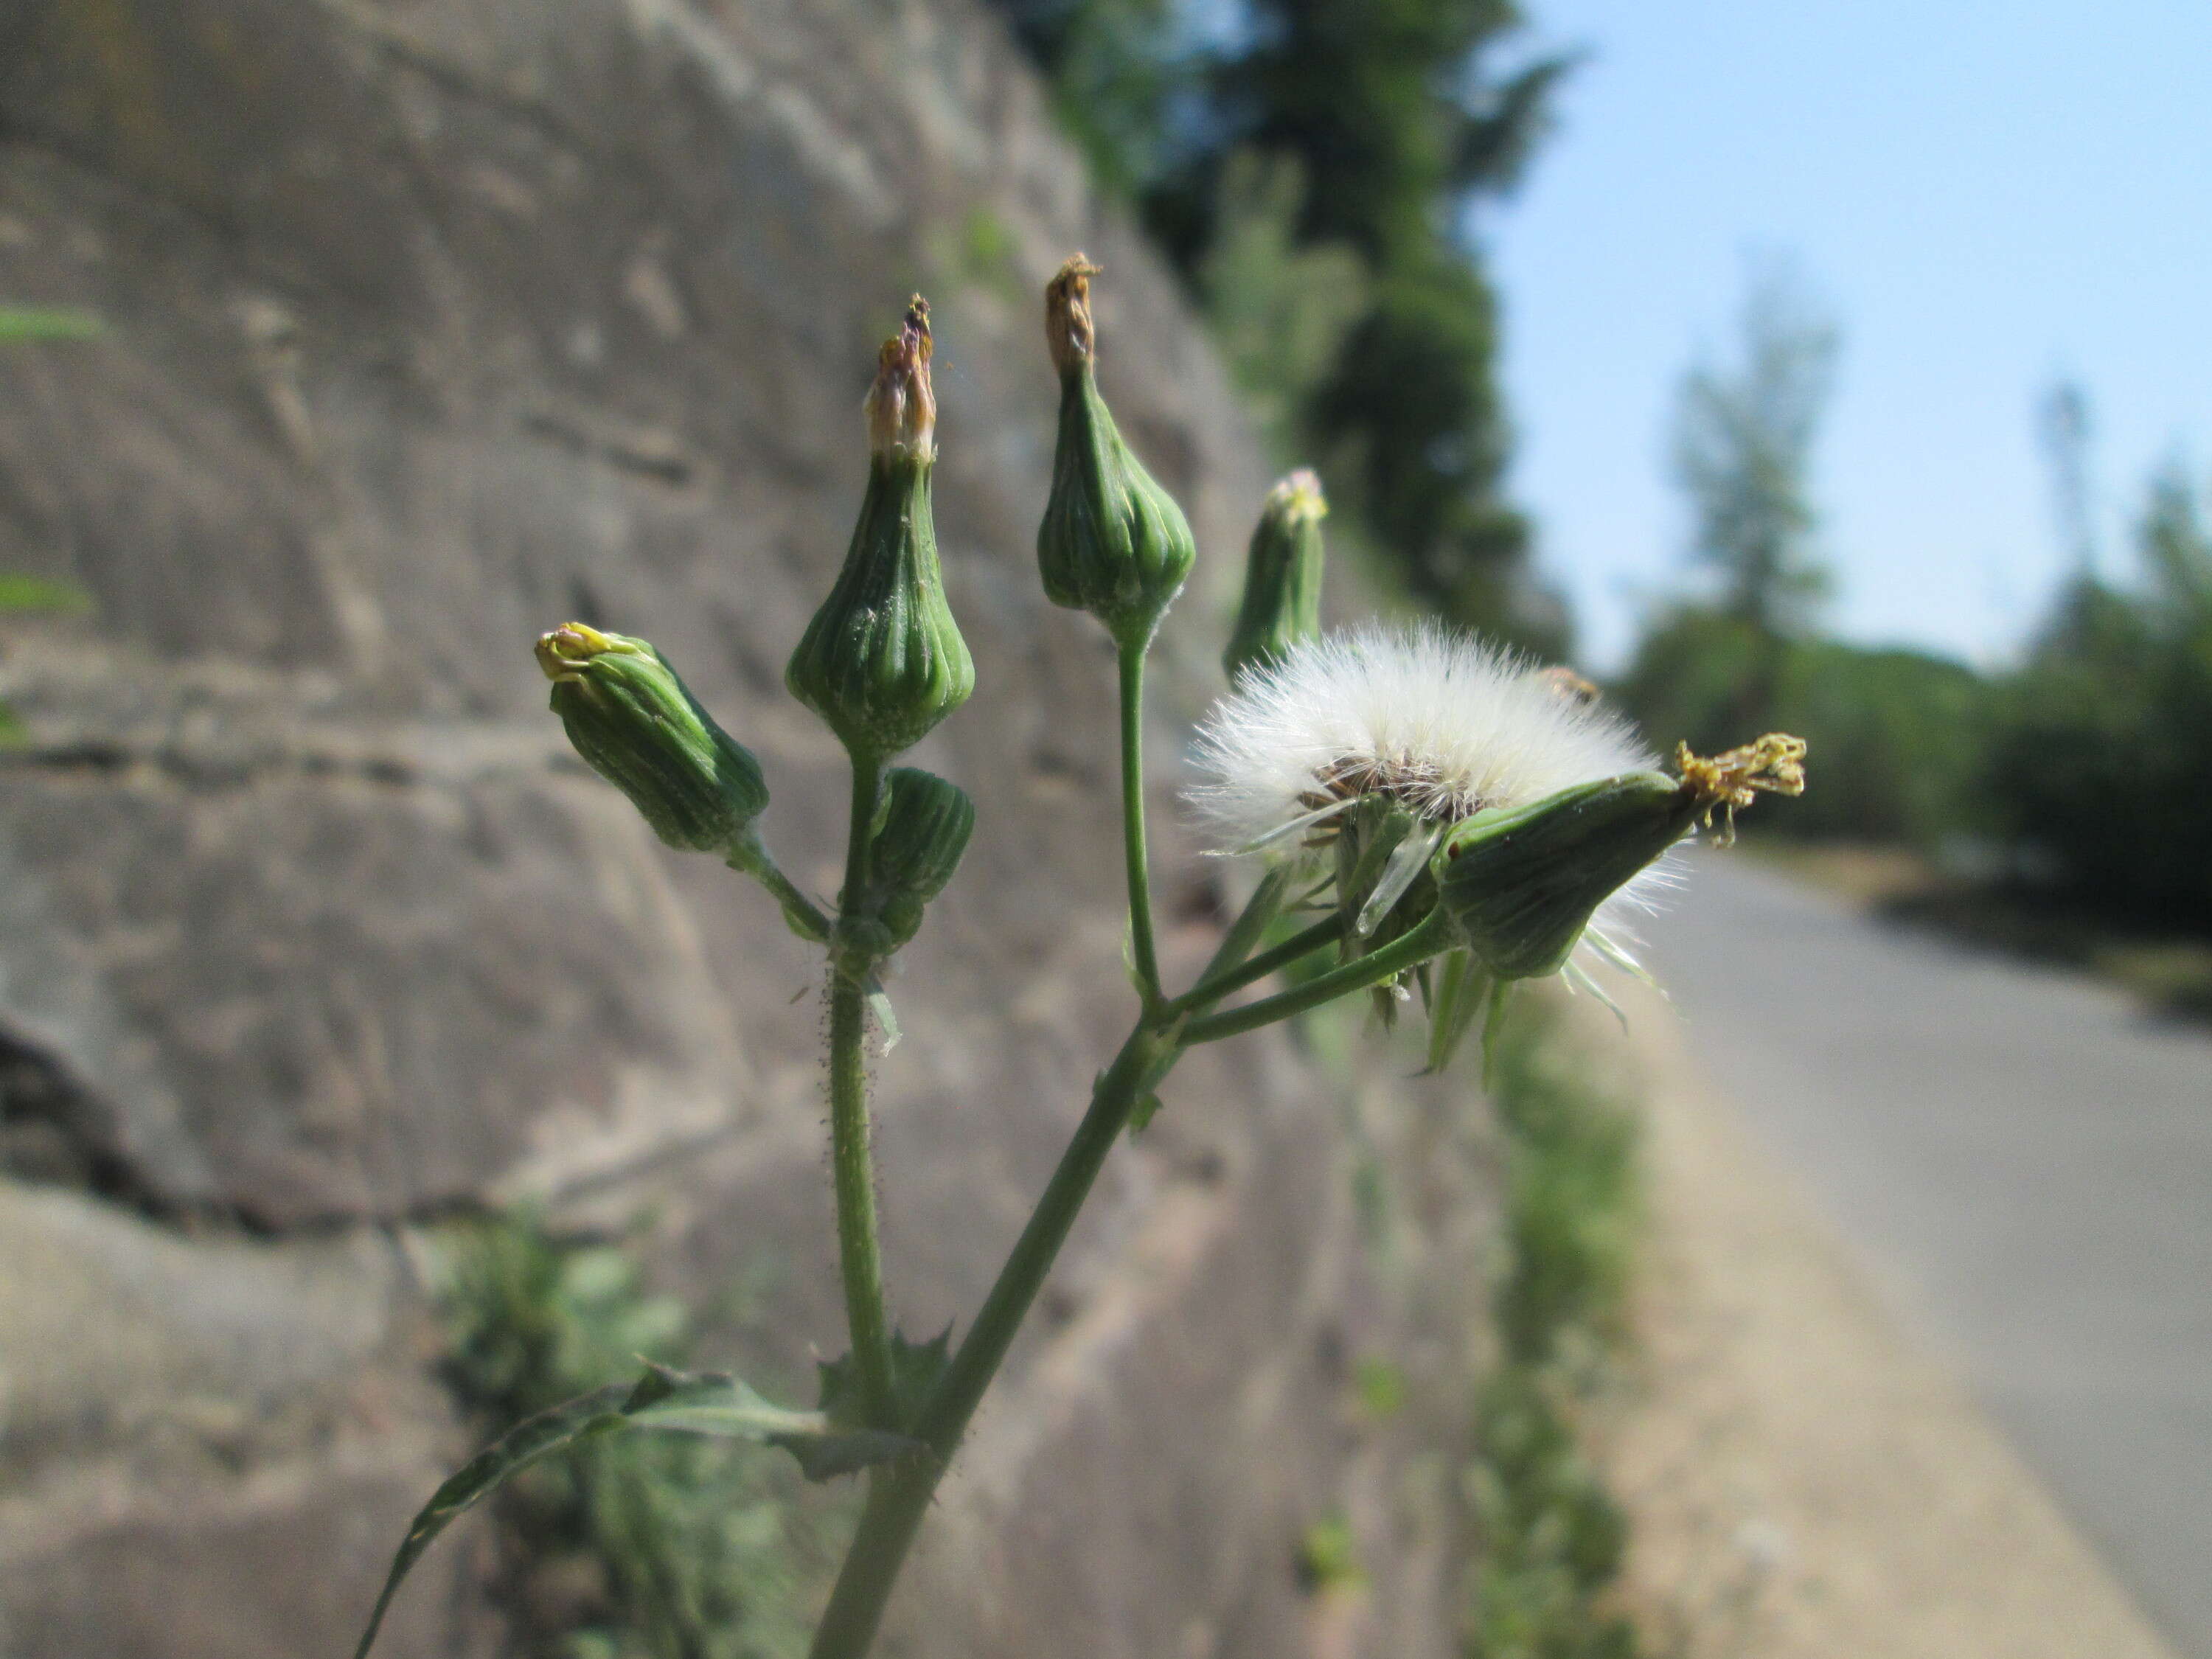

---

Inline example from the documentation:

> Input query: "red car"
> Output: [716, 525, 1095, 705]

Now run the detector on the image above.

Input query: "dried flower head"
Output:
[865, 296, 936, 462]
[1189, 622, 1654, 856]
[1189, 623, 1681, 1029]
[1675, 733, 1809, 845]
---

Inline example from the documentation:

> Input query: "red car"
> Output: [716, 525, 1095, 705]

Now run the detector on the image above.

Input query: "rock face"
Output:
[0, 2, 1495, 1655]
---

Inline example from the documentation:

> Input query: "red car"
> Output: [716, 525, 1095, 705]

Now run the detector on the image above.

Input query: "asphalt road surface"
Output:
[1639, 853, 2212, 1658]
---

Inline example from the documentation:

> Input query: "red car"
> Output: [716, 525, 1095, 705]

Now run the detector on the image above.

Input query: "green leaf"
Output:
[813, 1326, 952, 1438]
[352, 1363, 919, 1659]
[1479, 978, 1514, 1089]
[0, 307, 102, 342]
[0, 574, 91, 613]
[1421, 949, 1492, 1076]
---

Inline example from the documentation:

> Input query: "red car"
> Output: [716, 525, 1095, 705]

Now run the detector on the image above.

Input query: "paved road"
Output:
[1639, 854, 2212, 1658]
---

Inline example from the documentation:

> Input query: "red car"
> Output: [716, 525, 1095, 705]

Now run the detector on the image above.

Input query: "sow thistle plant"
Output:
[353, 260, 1805, 1659]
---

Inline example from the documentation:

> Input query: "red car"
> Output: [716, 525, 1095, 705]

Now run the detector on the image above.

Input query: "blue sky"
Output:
[1484, 1, 2212, 670]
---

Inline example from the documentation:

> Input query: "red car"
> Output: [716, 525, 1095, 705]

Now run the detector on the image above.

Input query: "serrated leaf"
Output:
[353, 1363, 920, 1659]
[814, 1326, 953, 1436]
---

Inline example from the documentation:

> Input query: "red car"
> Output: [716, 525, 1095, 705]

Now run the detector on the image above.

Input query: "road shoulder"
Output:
[1587, 992, 2178, 1659]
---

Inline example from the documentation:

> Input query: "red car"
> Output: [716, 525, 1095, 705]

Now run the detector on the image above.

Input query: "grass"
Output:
[434, 1210, 852, 1659]
[1464, 998, 1645, 1659]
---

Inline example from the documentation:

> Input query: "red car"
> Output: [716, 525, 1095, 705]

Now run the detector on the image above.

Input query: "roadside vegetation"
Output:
[1613, 262, 2212, 1020]
[435, 1212, 845, 1659]
[1465, 998, 1644, 1659]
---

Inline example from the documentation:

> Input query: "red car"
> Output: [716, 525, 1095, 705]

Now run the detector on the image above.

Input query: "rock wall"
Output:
[0, 2, 1496, 1655]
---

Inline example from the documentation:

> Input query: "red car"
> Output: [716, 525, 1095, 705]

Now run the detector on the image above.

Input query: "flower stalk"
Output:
[364, 258, 1813, 1659]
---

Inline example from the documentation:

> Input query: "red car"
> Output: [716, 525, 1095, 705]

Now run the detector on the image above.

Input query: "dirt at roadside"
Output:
[1579, 991, 2178, 1659]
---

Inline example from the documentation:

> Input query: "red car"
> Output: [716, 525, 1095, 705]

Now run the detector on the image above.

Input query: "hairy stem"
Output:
[1117, 638, 1162, 1007]
[830, 757, 897, 1430]
[807, 1020, 1166, 1658]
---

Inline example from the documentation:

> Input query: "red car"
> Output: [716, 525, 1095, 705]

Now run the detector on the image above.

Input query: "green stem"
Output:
[1180, 908, 1458, 1045]
[1117, 638, 1162, 1007]
[807, 1020, 1168, 1659]
[830, 757, 897, 1430]
[1193, 865, 1292, 989]
[1168, 910, 1346, 1015]
[726, 829, 832, 943]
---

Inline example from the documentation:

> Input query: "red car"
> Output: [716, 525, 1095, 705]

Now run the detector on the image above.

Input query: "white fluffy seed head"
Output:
[1189, 622, 1657, 855]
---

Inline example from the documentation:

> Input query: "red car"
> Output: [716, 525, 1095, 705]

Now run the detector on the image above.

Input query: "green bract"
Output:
[1036, 258, 1197, 650]
[1222, 469, 1327, 682]
[538, 623, 768, 852]
[858, 766, 975, 951]
[1436, 771, 1697, 981]
[787, 302, 975, 762]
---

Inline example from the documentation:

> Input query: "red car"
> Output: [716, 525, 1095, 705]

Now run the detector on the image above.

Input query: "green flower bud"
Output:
[859, 767, 975, 950]
[1036, 257, 1198, 650]
[538, 623, 768, 852]
[1438, 772, 1694, 981]
[1222, 469, 1326, 682]
[1436, 733, 1807, 979]
[786, 299, 975, 762]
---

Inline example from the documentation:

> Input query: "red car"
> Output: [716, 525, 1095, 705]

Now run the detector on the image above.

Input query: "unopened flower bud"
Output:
[1436, 732, 1809, 979]
[1437, 772, 1692, 981]
[860, 766, 975, 950]
[1036, 257, 1198, 650]
[787, 299, 975, 761]
[1222, 469, 1327, 683]
[538, 623, 768, 852]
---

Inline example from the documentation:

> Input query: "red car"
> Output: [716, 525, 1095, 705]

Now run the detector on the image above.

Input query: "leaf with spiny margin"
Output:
[814, 1326, 953, 1438]
[352, 1363, 920, 1659]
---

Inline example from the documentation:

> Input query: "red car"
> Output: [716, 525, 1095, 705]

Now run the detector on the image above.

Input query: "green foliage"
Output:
[0, 574, 91, 612]
[1615, 608, 1988, 848]
[1, 315, 100, 741]
[1670, 263, 1839, 636]
[0, 307, 102, 341]
[1466, 1003, 1644, 1659]
[986, 0, 1196, 201]
[1353, 1355, 1408, 1420]
[1294, 1513, 1366, 1593]
[419, 1214, 869, 1659]
[1197, 152, 1369, 460]
[1485, 1007, 1638, 1370]
[1466, 1369, 1637, 1659]
[1615, 260, 1993, 850]
[1983, 459, 2212, 928]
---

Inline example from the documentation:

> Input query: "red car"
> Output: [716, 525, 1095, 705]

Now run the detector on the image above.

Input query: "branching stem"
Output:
[1169, 909, 1346, 1015]
[1180, 908, 1457, 1045]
